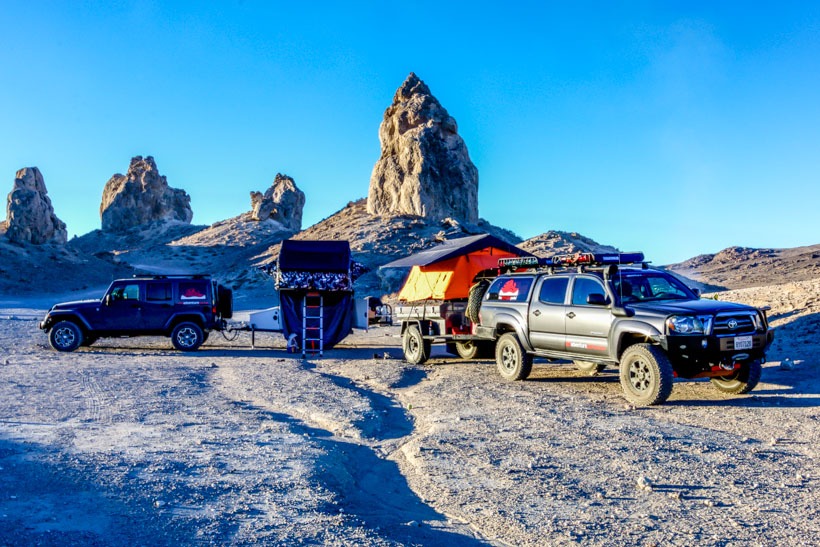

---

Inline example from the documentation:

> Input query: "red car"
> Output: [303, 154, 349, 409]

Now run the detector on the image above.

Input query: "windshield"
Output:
[610, 270, 696, 303]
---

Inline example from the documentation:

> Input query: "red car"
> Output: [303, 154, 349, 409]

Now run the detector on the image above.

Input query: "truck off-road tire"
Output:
[710, 359, 762, 394]
[619, 344, 674, 406]
[171, 322, 205, 352]
[403, 325, 431, 365]
[466, 280, 490, 324]
[495, 333, 533, 381]
[575, 360, 607, 375]
[49, 321, 83, 352]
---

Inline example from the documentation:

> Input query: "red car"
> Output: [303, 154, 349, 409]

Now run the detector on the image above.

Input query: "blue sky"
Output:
[2, 1, 818, 265]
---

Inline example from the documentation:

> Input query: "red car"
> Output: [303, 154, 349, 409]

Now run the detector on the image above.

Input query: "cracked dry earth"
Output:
[0, 292, 818, 546]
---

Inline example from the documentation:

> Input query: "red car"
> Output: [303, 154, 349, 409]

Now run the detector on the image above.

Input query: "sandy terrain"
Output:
[0, 279, 817, 545]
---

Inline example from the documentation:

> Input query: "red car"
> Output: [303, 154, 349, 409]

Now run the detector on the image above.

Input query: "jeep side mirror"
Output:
[691, 287, 701, 298]
[104, 295, 111, 306]
[587, 293, 607, 306]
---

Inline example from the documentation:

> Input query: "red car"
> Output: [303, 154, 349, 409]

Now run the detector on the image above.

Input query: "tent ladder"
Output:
[302, 292, 324, 357]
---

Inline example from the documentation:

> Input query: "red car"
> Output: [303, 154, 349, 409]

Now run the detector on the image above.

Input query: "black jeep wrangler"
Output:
[40, 275, 233, 352]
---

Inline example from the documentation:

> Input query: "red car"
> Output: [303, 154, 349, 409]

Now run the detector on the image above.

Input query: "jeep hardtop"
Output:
[40, 274, 233, 352]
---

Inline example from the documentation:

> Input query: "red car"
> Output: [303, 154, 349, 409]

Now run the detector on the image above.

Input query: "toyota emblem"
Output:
[727, 319, 738, 329]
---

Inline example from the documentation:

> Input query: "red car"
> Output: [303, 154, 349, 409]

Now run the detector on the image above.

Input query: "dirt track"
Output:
[0, 303, 818, 546]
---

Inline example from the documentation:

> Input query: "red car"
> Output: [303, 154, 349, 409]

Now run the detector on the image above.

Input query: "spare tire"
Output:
[217, 284, 233, 319]
[466, 280, 490, 324]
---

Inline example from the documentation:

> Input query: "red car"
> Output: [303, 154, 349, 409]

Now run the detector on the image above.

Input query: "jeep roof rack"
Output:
[132, 274, 212, 280]
[498, 252, 647, 274]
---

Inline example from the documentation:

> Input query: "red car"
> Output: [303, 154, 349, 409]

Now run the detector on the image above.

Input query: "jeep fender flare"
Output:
[612, 320, 663, 359]
[164, 313, 208, 333]
[492, 313, 533, 352]
[43, 311, 93, 332]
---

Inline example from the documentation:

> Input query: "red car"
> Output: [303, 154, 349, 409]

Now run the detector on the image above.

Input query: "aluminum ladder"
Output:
[302, 292, 323, 357]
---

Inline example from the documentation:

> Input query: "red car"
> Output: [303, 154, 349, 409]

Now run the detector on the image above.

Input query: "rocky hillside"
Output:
[518, 230, 619, 257]
[256, 198, 520, 296]
[667, 244, 820, 290]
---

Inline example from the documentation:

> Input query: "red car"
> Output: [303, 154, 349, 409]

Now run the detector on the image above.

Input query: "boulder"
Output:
[367, 72, 479, 223]
[4, 167, 67, 245]
[249, 173, 305, 231]
[100, 156, 193, 233]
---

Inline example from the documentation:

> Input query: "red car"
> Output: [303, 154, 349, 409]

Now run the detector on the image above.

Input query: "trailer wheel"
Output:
[403, 325, 431, 365]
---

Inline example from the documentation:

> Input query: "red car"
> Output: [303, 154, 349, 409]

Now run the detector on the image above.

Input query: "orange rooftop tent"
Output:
[381, 234, 533, 301]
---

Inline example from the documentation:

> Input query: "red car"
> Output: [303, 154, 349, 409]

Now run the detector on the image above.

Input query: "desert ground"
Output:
[0, 279, 818, 546]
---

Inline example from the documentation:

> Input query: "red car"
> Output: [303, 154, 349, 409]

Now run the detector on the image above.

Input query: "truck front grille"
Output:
[713, 314, 756, 335]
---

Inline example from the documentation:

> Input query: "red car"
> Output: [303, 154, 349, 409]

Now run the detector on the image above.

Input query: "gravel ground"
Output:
[0, 286, 817, 545]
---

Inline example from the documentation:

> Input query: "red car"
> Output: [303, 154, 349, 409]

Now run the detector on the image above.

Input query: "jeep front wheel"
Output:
[403, 325, 431, 365]
[710, 359, 762, 394]
[495, 333, 533, 381]
[171, 322, 204, 351]
[619, 344, 673, 406]
[49, 321, 83, 352]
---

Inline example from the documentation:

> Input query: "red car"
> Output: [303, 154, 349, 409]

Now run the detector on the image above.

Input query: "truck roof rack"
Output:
[498, 252, 648, 274]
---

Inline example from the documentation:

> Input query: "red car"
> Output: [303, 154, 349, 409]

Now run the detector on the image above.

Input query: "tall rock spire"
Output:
[367, 73, 479, 223]
[4, 167, 67, 245]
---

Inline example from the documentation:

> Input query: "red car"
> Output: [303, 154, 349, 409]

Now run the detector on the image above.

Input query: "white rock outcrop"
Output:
[100, 156, 193, 233]
[367, 73, 479, 223]
[4, 167, 67, 245]
[249, 173, 305, 231]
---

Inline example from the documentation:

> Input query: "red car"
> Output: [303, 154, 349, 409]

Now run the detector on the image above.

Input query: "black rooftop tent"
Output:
[276, 239, 355, 353]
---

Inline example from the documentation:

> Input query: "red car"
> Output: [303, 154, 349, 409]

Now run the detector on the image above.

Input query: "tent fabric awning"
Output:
[381, 234, 530, 269]
[395, 239, 531, 301]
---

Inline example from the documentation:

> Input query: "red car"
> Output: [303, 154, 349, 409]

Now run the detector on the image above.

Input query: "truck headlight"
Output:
[667, 315, 712, 335]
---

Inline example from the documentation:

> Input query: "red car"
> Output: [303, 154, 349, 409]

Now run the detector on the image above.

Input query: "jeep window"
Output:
[538, 277, 569, 305]
[147, 282, 172, 302]
[571, 277, 606, 306]
[110, 284, 140, 302]
[179, 281, 207, 301]
[486, 276, 534, 302]
[613, 272, 695, 302]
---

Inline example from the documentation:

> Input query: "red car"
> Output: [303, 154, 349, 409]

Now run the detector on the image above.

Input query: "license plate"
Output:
[734, 336, 753, 350]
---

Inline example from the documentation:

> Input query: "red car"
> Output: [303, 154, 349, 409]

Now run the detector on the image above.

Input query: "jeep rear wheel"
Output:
[49, 321, 83, 352]
[495, 333, 533, 381]
[171, 322, 204, 351]
[403, 325, 431, 365]
[619, 344, 673, 406]
[710, 359, 762, 394]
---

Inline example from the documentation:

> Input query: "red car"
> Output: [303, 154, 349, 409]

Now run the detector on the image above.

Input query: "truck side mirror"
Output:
[691, 287, 701, 298]
[587, 293, 607, 306]
[104, 294, 111, 306]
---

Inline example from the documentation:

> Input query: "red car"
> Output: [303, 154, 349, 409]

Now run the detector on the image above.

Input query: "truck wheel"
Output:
[49, 321, 83, 352]
[171, 322, 204, 351]
[495, 333, 533, 381]
[575, 360, 606, 375]
[619, 344, 673, 406]
[403, 325, 431, 365]
[710, 359, 762, 394]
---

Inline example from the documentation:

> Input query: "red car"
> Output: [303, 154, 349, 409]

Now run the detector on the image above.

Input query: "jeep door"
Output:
[95, 282, 144, 333]
[528, 276, 569, 350]
[141, 281, 175, 332]
[564, 276, 611, 358]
